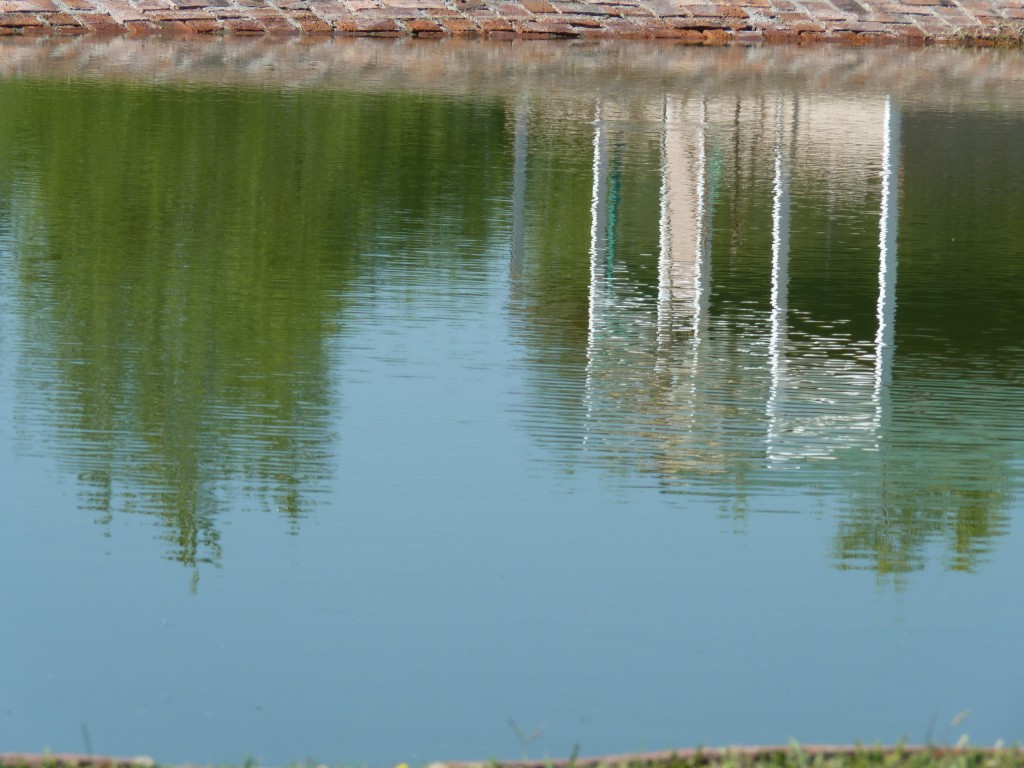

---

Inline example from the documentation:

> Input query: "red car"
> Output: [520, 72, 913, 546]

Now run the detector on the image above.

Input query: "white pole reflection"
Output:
[873, 95, 900, 440]
[766, 96, 792, 463]
[657, 95, 671, 350]
[693, 98, 710, 354]
[584, 101, 609, 442]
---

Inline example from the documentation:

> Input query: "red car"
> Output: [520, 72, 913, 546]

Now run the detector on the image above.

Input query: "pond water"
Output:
[1, 39, 1023, 767]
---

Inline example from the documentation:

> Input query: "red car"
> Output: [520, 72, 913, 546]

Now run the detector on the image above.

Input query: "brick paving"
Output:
[0, 0, 1021, 46]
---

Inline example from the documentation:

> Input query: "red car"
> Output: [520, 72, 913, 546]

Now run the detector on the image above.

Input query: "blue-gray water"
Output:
[1, 39, 1023, 766]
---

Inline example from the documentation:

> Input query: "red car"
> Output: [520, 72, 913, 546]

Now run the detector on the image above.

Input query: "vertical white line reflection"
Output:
[584, 101, 609, 444]
[766, 96, 791, 463]
[693, 98, 710, 354]
[657, 94, 671, 350]
[510, 98, 528, 279]
[873, 96, 900, 440]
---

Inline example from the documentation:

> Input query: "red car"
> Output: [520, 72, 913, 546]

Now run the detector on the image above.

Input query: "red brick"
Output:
[101, 0, 146, 20]
[717, 2, 747, 14]
[440, 15, 479, 31]
[263, 13, 298, 27]
[476, 14, 512, 26]
[0, 0, 56, 11]
[4, 8, 51, 19]
[702, 25, 729, 39]
[307, 0, 347, 13]
[653, 23, 703, 36]
[835, 18, 895, 28]
[332, 15, 402, 31]
[598, 14, 651, 31]
[492, 0, 531, 15]
[124, 17, 158, 28]
[550, 0, 606, 11]
[404, 15, 443, 31]
[246, 7, 298, 26]
[609, 2, 646, 12]
[516, 16, 578, 31]
[376, 5, 418, 15]
[884, 3, 932, 12]
[643, 0, 688, 15]
[613, 2, 650, 12]
[46, 10, 79, 22]
[762, 25, 800, 39]
[803, 2, 848, 18]
[520, 0, 553, 10]
[150, 9, 213, 18]
[224, 16, 266, 30]
[0, 9, 47, 22]
[557, 11, 601, 23]
[780, 11, 823, 27]
[156, 17, 190, 29]
[898, 17, 926, 29]
[796, 28, 829, 39]
[185, 16, 223, 28]
[289, 10, 332, 28]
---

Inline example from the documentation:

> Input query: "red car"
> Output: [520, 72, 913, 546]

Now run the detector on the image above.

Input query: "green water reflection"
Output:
[0, 80, 509, 568]
[1, 75, 1022, 584]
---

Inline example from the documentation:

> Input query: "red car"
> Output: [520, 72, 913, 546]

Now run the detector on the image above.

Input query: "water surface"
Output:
[1, 39, 1023, 766]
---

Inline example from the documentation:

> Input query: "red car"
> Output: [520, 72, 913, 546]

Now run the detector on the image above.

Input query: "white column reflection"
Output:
[760, 96, 892, 464]
[578, 92, 900, 475]
[873, 95, 900, 442]
[584, 101, 610, 441]
[766, 96, 792, 463]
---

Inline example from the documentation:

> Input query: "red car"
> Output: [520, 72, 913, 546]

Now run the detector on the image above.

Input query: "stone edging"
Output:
[0, 0, 1023, 44]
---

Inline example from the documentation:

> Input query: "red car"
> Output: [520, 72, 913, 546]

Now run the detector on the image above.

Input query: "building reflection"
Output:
[511, 89, 1019, 579]
[580, 92, 895, 467]
[763, 96, 895, 464]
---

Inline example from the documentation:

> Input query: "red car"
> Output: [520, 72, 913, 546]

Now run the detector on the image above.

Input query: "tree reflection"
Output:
[0, 79, 508, 572]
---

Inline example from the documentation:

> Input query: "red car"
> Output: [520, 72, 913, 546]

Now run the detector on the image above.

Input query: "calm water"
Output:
[1, 40, 1023, 765]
